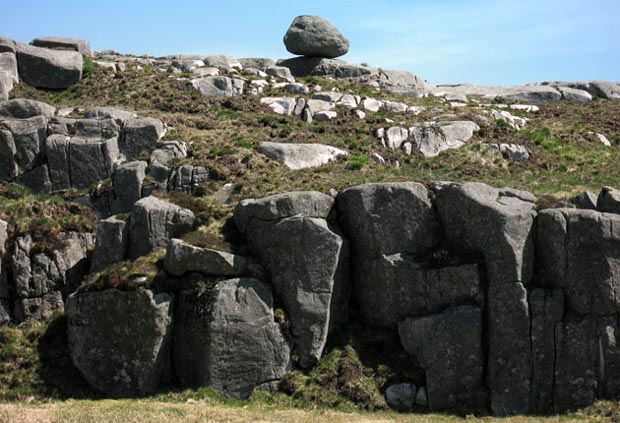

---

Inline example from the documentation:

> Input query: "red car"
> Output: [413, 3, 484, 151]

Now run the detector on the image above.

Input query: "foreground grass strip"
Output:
[0, 400, 616, 423]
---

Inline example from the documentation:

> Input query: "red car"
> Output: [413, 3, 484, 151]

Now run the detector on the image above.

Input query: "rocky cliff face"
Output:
[3, 181, 607, 415]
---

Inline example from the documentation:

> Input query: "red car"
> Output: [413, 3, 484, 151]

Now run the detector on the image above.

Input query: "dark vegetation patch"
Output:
[0, 184, 97, 254]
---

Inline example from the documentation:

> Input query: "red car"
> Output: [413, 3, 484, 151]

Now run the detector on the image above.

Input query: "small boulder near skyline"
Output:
[283, 15, 350, 59]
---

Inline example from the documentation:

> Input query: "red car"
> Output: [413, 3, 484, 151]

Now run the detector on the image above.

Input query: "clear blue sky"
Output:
[3, 0, 619, 85]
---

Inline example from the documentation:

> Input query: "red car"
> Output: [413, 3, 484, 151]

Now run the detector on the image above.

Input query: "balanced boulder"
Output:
[284, 16, 350, 59]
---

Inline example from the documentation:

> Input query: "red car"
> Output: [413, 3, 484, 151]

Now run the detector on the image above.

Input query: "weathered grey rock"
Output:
[437, 182, 536, 283]
[234, 191, 334, 234]
[537, 208, 620, 314]
[571, 191, 597, 210]
[16, 164, 52, 194]
[301, 107, 312, 122]
[384, 101, 408, 113]
[385, 383, 416, 411]
[567, 81, 620, 100]
[558, 86, 592, 103]
[0, 37, 17, 54]
[362, 98, 383, 112]
[277, 57, 374, 79]
[121, 118, 165, 160]
[598, 316, 620, 399]
[164, 239, 256, 277]
[286, 83, 310, 96]
[1, 115, 47, 176]
[383, 127, 409, 150]
[305, 99, 335, 114]
[110, 161, 147, 214]
[173, 278, 291, 399]
[399, 305, 484, 410]
[127, 196, 195, 260]
[373, 69, 434, 97]
[0, 52, 18, 83]
[283, 15, 350, 58]
[336, 182, 439, 260]
[90, 216, 128, 274]
[12, 232, 94, 322]
[238, 57, 275, 71]
[0, 71, 13, 102]
[501, 86, 562, 103]
[243, 216, 346, 367]
[409, 121, 479, 157]
[235, 192, 348, 367]
[0, 129, 18, 181]
[529, 288, 564, 414]
[434, 84, 562, 103]
[0, 220, 8, 324]
[355, 255, 482, 327]
[191, 76, 244, 97]
[597, 186, 620, 214]
[258, 141, 347, 170]
[0, 98, 55, 119]
[313, 110, 337, 121]
[260, 97, 297, 115]
[17, 43, 82, 89]
[31, 36, 92, 57]
[84, 106, 137, 122]
[167, 165, 209, 194]
[265, 65, 294, 82]
[46, 135, 119, 190]
[203, 55, 242, 69]
[553, 314, 599, 412]
[72, 118, 121, 141]
[415, 387, 428, 406]
[67, 289, 173, 396]
[312, 91, 342, 102]
[436, 182, 536, 415]
[171, 59, 204, 72]
[293, 97, 306, 115]
[148, 141, 188, 188]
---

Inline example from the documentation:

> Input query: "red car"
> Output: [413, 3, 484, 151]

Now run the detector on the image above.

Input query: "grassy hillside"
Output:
[11, 60, 620, 203]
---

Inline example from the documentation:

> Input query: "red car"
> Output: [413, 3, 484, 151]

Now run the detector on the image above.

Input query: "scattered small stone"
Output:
[371, 152, 386, 165]
[313, 110, 337, 121]
[352, 109, 366, 119]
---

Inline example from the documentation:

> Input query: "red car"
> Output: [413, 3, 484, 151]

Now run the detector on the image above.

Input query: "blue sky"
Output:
[3, 0, 619, 85]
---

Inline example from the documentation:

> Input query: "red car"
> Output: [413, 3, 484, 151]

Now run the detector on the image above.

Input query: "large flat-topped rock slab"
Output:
[258, 141, 347, 170]
[17, 43, 83, 89]
[30, 36, 92, 57]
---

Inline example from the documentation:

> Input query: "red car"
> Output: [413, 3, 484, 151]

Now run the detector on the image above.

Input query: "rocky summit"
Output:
[0, 13, 619, 421]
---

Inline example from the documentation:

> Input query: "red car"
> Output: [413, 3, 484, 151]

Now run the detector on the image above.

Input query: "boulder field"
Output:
[2, 181, 614, 415]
